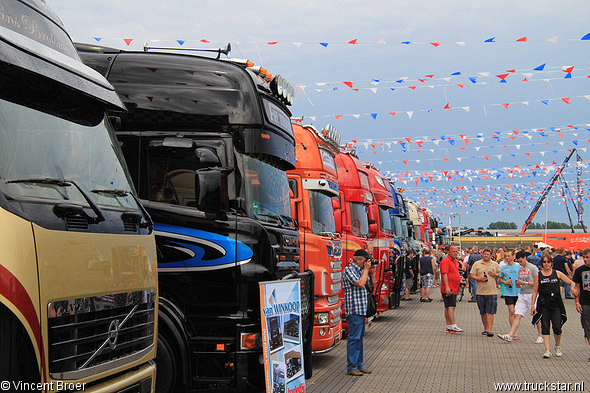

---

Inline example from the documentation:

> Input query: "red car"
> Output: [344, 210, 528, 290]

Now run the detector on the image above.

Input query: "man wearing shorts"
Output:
[470, 249, 501, 337]
[419, 248, 436, 302]
[440, 245, 463, 333]
[572, 248, 590, 360]
[498, 250, 542, 343]
[499, 250, 520, 327]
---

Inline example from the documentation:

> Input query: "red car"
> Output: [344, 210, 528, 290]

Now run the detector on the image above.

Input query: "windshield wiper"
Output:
[91, 189, 129, 197]
[7, 178, 71, 187]
[256, 212, 284, 225]
[7, 177, 105, 224]
[91, 188, 153, 229]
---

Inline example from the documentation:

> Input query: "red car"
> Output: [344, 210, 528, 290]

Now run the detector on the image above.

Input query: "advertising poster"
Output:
[259, 279, 306, 393]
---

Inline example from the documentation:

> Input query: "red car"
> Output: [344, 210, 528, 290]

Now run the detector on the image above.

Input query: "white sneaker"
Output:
[535, 336, 544, 344]
[542, 350, 552, 359]
[555, 346, 563, 357]
[498, 334, 513, 343]
[452, 325, 464, 333]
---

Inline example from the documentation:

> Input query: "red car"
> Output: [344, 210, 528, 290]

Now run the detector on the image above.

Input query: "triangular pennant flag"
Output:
[293, 42, 302, 48]
[348, 39, 358, 45]
[484, 37, 495, 42]
[370, 113, 378, 120]
[502, 103, 510, 109]
[444, 103, 451, 109]
[177, 40, 185, 45]
[406, 111, 414, 119]
[430, 42, 440, 47]
[335, 115, 343, 120]
[582, 33, 590, 40]
[516, 36, 527, 42]
[343, 81, 354, 88]
[267, 42, 278, 45]
[388, 112, 396, 117]
[547, 36, 559, 43]
[93, 37, 102, 42]
[123, 39, 133, 46]
[562, 97, 571, 104]
[319, 42, 329, 47]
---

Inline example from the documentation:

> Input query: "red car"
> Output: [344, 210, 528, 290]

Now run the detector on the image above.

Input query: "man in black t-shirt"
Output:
[573, 248, 590, 360]
[401, 250, 415, 301]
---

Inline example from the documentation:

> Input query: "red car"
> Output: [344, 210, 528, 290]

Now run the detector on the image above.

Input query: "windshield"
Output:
[349, 202, 369, 237]
[392, 215, 403, 238]
[243, 155, 291, 224]
[401, 220, 409, 238]
[309, 190, 336, 235]
[379, 205, 393, 233]
[0, 99, 137, 208]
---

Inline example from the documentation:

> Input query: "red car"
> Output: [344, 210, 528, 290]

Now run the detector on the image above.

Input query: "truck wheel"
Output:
[155, 335, 178, 393]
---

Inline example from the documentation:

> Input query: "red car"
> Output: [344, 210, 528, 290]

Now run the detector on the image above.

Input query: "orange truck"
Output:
[288, 120, 343, 352]
[365, 165, 397, 312]
[334, 152, 373, 331]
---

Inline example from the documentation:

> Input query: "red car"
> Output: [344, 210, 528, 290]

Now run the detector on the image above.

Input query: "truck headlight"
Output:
[315, 312, 329, 325]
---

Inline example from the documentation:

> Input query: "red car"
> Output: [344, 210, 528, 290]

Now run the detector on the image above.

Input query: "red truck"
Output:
[288, 121, 343, 352]
[365, 165, 397, 312]
[334, 152, 373, 331]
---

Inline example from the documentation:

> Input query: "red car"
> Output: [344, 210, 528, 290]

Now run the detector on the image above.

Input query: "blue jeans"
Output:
[469, 277, 477, 298]
[347, 314, 365, 371]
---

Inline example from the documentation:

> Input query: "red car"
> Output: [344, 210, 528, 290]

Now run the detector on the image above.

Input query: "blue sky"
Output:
[49, 0, 590, 229]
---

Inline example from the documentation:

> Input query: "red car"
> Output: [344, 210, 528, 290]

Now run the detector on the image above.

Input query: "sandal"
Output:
[482, 331, 489, 335]
[486, 332, 494, 337]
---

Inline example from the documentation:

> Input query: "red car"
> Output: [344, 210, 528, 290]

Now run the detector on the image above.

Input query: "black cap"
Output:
[354, 249, 371, 259]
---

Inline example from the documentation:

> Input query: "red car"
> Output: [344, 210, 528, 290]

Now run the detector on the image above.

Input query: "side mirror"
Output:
[195, 147, 221, 167]
[195, 168, 223, 214]
[368, 204, 378, 224]
[331, 198, 340, 210]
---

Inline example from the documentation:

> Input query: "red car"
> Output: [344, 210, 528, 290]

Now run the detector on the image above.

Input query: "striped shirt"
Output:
[343, 263, 368, 316]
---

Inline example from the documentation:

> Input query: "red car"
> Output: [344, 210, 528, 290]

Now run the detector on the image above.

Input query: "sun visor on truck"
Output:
[0, 1, 125, 111]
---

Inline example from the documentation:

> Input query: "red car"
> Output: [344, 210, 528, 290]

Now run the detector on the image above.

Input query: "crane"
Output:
[520, 149, 577, 235]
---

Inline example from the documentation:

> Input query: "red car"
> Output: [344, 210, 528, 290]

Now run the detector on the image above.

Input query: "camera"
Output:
[370, 259, 379, 266]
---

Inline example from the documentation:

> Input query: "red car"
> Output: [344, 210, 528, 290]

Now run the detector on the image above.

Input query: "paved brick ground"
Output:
[305, 295, 590, 393]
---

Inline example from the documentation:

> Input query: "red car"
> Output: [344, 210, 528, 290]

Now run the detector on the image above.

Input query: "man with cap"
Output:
[343, 249, 373, 376]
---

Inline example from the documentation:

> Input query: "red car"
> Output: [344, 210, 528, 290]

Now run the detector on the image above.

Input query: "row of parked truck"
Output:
[0, 2, 447, 392]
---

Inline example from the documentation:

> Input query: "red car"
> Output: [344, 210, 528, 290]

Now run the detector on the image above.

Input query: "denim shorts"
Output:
[477, 294, 498, 315]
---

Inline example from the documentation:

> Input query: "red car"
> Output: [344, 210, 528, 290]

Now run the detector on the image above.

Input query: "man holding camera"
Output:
[343, 249, 373, 376]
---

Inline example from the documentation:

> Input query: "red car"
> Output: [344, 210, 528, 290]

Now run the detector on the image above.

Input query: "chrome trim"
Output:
[50, 344, 154, 380]
[48, 290, 155, 318]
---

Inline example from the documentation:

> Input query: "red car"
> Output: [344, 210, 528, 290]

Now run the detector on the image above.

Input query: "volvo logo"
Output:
[108, 320, 120, 350]
[78, 304, 139, 370]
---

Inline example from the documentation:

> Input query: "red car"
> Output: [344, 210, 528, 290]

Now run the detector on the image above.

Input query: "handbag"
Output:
[365, 282, 377, 317]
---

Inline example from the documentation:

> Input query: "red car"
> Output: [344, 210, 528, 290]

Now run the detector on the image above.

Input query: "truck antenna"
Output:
[143, 43, 231, 59]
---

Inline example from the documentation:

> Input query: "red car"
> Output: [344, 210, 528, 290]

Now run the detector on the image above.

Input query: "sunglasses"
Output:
[542, 260, 552, 264]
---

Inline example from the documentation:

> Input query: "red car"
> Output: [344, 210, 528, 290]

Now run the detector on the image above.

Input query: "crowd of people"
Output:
[344, 243, 590, 376]
[415, 244, 589, 360]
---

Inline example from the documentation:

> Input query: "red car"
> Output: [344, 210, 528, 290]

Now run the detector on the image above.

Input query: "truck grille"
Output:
[48, 290, 156, 380]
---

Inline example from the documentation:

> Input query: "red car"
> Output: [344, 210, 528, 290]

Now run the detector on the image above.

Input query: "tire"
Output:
[155, 335, 178, 393]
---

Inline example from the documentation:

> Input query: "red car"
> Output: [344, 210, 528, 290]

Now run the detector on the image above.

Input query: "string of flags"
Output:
[295, 63, 588, 91]
[81, 32, 590, 49]
[304, 94, 590, 122]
